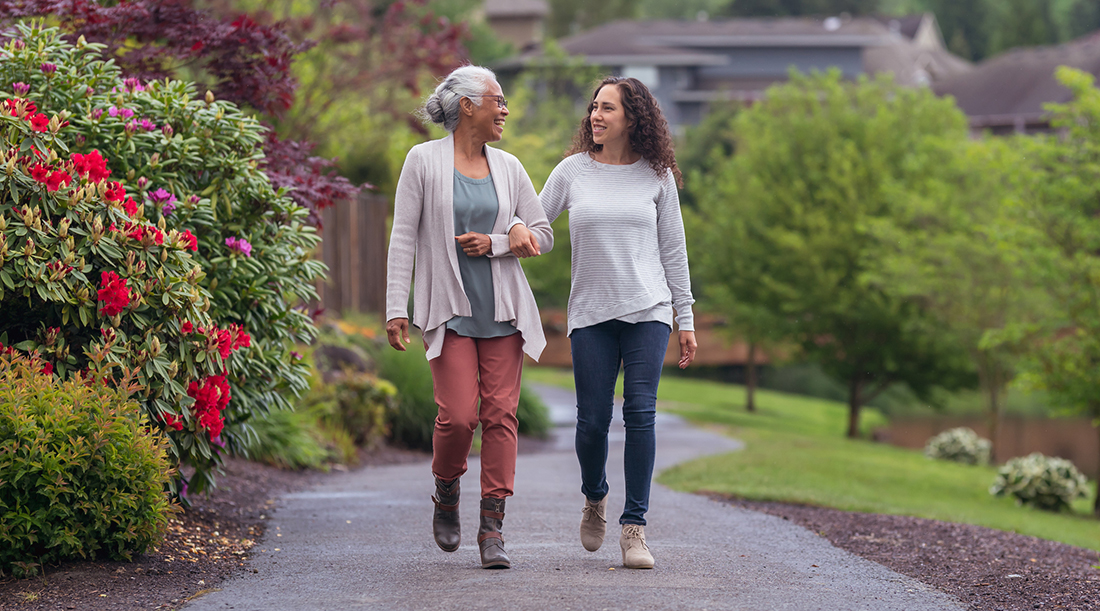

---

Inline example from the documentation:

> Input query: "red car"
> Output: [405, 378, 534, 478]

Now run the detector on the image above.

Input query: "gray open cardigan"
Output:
[385, 134, 554, 361]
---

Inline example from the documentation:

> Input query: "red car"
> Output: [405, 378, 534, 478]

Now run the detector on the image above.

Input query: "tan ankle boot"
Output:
[620, 524, 654, 569]
[431, 477, 460, 552]
[478, 498, 510, 569]
[580, 495, 608, 551]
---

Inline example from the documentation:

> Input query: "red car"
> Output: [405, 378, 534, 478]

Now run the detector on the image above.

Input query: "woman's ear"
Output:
[460, 97, 475, 116]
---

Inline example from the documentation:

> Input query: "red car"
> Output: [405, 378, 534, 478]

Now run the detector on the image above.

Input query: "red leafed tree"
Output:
[0, 0, 467, 222]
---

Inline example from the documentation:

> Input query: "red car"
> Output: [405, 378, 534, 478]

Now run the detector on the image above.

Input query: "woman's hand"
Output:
[386, 318, 411, 351]
[678, 330, 697, 369]
[456, 232, 491, 257]
[508, 223, 541, 258]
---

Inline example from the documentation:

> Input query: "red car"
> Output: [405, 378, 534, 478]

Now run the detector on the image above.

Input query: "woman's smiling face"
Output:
[590, 84, 630, 147]
[468, 79, 508, 142]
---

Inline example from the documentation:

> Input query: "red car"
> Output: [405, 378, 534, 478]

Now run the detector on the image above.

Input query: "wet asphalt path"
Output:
[185, 383, 965, 611]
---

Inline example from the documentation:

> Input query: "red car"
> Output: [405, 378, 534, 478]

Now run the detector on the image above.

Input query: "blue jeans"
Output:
[570, 320, 671, 525]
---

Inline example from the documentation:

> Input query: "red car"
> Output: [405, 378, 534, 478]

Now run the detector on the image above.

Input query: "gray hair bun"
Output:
[418, 65, 497, 133]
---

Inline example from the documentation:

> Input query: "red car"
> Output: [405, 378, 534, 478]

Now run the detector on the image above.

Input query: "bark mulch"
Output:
[715, 496, 1100, 611]
[0, 446, 427, 611]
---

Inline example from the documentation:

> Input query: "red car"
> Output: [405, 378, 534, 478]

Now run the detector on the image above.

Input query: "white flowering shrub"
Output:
[990, 453, 1089, 512]
[924, 427, 991, 465]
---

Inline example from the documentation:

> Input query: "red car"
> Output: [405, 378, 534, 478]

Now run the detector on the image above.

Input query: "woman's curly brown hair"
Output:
[566, 76, 683, 187]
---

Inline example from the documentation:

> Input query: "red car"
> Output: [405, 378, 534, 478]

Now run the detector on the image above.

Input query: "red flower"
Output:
[122, 196, 137, 216]
[97, 271, 131, 316]
[29, 112, 49, 132]
[162, 413, 184, 431]
[45, 170, 71, 192]
[230, 324, 251, 350]
[30, 163, 49, 183]
[182, 320, 194, 334]
[187, 374, 230, 440]
[72, 150, 110, 182]
[216, 328, 233, 359]
[41, 362, 53, 375]
[180, 229, 198, 252]
[104, 181, 125, 202]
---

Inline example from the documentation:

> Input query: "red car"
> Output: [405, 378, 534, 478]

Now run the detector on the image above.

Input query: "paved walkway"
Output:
[185, 384, 965, 611]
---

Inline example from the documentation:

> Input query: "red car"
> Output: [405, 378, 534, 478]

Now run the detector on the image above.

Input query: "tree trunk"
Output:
[847, 377, 863, 439]
[745, 341, 757, 413]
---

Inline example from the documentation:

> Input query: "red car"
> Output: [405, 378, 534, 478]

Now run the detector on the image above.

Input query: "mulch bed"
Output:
[0, 446, 428, 611]
[714, 496, 1100, 611]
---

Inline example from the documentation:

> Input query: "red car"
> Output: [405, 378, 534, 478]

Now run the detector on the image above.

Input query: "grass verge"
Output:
[525, 366, 1100, 551]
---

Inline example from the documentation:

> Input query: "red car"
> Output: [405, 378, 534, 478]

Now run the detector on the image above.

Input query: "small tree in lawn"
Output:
[692, 70, 975, 437]
[866, 136, 1048, 461]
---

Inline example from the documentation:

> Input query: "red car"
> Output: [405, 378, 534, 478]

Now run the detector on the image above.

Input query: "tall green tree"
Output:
[548, 0, 642, 38]
[692, 70, 974, 437]
[999, 67, 1100, 514]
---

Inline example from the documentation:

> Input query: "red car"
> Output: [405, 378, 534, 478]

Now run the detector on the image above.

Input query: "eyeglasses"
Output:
[474, 94, 508, 109]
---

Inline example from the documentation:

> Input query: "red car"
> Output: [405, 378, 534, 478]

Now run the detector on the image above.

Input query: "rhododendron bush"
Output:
[0, 23, 324, 494]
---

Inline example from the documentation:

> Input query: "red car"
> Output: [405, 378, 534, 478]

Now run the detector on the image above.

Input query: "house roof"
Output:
[497, 17, 899, 69]
[934, 34, 1100, 126]
[484, 0, 548, 19]
[871, 14, 925, 40]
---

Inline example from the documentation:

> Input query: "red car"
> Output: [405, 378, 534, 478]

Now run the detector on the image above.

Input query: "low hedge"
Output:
[0, 349, 173, 577]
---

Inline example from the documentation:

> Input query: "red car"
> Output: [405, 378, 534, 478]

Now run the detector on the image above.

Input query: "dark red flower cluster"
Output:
[124, 221, 164, 245]
[41, 362, 53, 375]
[71, 150, 111, 182]
[104, 181, 125, 202]
[97, 271, 131, 316]
[187, 374, 230, 440]
[181, 320, 194, 334]
[29, 113, 49, 132]
[162, 413, 184, 431]
[29, 162, 72, 192]
[3, 97, 36, 118]
[211, 323, 252, 359]
[122, 196, 138, 216]
[179, 229, 198, 252]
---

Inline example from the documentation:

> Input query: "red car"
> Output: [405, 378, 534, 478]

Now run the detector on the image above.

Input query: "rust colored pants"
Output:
[428, 330, 524, 499]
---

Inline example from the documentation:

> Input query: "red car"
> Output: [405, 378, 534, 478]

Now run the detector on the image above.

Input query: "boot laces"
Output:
[622, 524, 647, 548]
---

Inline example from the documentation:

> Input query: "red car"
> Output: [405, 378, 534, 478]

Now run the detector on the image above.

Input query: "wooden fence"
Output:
[316, 191, 389, 314]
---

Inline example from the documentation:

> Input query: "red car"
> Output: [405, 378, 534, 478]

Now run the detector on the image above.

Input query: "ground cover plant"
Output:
[523, 367, 1100, 551]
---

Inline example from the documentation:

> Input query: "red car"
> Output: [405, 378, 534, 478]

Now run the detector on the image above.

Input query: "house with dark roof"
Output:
[481, 0, 548, 52]
[497, 13, 970, 128]
[934, 33, 1100, 135]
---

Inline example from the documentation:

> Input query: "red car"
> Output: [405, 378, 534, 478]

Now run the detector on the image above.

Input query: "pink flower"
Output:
[108, 106, 119, 118]
[11, 82, 28, 96]
[140, 118, 156, 131]
[90, 108, 103, 120]
[39, 62, 56, 75]
[162, 124, 174, 137]
[226, 236, 252, 257]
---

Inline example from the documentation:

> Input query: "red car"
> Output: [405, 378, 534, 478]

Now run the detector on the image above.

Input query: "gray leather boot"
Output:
[477, 498, 511, 569]
[432, 477, 460, 552]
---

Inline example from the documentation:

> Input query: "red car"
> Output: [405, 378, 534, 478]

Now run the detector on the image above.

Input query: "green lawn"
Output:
[524, 366, 1100, 551]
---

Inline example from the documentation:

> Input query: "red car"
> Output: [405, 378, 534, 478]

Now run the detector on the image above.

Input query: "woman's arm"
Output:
[385, 147, 424, 348]
[655, 169, 697, 367]
[489, 161, 554, 258]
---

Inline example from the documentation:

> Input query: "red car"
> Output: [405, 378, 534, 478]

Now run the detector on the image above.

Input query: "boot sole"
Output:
[482, 560, 511, 569]
[436, 541, 459, 552]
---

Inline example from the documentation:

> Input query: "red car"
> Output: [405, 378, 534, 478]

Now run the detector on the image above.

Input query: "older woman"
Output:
[385, 65, 551, 570]
[534, 76, 696, 569]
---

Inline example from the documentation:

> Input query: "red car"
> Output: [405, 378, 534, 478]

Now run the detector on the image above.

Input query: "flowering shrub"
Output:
[990, 453, 1089, 512]
[0, 23, 324, 494]
[924, 427, 992, 465]
[0, 350, 173, 577]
